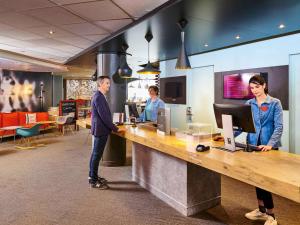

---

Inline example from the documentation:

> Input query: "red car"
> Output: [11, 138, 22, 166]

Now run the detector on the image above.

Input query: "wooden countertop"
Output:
[77, 118, 300, 203]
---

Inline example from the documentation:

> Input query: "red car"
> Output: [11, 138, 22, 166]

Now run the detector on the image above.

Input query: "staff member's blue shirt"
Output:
[139, 98, 165, 122]
[246, 95, 283, 148]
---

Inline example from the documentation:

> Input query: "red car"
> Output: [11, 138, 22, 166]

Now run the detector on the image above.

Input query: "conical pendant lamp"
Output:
[137, 32, 161, 75]
[175, 19, 191, 70]
[118, 43, 132, 78]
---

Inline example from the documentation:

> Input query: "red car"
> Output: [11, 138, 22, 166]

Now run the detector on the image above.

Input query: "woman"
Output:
[139, 85, 165, 122]
[244, 75, 283, 225]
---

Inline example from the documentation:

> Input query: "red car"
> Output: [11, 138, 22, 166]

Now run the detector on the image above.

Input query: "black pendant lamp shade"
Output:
[175, 19, 191, 70]
[118, 43, 132, 78]
[137, 32, 161, 75]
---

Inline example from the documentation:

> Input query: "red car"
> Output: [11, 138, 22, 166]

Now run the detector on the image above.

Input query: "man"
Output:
[89, 76, 125, 189]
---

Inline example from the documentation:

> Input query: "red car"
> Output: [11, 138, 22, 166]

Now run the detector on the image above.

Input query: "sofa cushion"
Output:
[0, 113, 3, 135]
[2, 112, 19, 127]
[18, 112, 28, 126]
[36, 112, 49, 122]
[37, 112, 50, 129]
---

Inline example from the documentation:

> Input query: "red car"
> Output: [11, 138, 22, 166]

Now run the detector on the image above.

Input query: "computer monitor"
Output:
[213, 103, 256, 151]
[125, 103, 139, 119]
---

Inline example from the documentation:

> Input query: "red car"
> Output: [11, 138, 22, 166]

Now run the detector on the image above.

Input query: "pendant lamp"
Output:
[137, 32, 161, 75]
[175, 19, 191, 70]
[118, 43, 132, 78]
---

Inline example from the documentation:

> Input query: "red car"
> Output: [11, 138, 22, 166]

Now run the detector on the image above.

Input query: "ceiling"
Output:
[1, 0, 300, 75]
[68, 0, 300, 72]
[0, 0, 169, 65]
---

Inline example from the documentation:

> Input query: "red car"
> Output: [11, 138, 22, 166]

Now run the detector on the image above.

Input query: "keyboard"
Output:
[235, 142, 261, 152]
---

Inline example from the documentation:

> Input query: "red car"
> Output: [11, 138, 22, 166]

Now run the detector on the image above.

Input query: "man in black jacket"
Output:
[89, 76, 125, 189]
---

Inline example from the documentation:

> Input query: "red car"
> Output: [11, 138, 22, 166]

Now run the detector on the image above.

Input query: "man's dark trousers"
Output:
[89, 135, 108, 183]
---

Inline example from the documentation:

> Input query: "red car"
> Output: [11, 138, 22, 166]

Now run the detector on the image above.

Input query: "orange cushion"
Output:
[2, 113, 19, 127]
[0, 113, 2, 128]
[18, 112, 28, 126]
[36, 112, 49, 122]
[37, 112, 50, 129]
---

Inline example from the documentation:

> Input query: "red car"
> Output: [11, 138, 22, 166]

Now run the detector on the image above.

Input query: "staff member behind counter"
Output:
[240, 75, 283, 225]
[139, 85, 165, 122]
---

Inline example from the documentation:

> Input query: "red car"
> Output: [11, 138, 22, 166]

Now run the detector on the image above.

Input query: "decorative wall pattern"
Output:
[66, 80, 97, 100]
[0, 69, 52, 112]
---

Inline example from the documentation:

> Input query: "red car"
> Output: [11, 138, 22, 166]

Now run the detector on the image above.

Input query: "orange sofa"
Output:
[0, 112, 51, 138]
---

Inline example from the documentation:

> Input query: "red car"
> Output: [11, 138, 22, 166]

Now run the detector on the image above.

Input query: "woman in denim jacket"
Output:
[244, 75, 283, 225]
[139, 86, 165, 122]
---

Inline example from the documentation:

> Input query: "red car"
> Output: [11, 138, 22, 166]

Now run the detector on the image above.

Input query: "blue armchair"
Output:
[15, 124, 41, 150]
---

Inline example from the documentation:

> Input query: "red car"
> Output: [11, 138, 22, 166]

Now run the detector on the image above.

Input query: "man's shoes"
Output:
[245, 209, 268, 221]
[264, 216, 278, 225]
[88, 176, 108, 184]
[98, 177, 107, 184]
[89, 180, 109, 190]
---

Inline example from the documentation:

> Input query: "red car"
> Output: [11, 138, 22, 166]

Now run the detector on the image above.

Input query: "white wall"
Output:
[160, 33, 300, 152]
[289, 54, 300, 154]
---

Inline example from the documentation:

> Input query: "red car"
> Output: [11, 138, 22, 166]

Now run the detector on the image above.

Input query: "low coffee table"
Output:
[0, 126, 22, 142]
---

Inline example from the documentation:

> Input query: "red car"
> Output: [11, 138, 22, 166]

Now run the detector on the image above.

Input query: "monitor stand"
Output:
[124, 105, 130, 123]
[222, 114, 241, 152]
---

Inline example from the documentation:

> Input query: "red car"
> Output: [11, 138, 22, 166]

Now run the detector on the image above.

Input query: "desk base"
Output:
[132, 143, 221, 216]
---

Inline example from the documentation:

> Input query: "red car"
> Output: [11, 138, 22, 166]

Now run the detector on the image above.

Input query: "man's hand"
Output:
[258, 145, 272, 151]
[117, 127, 126, 133]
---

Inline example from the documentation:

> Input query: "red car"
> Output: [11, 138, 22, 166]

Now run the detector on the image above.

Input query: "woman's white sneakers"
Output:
[245, 209, 268, 221]
[264, 216, 278, 225]
[245, 209, 278, 225]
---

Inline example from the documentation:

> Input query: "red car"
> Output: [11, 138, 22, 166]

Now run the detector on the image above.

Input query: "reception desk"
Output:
[77, 119, 300, 215]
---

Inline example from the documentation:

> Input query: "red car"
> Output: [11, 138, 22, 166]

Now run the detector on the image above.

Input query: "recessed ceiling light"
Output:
[278, 24, 285, 29]
[235, 35, 240, 40]
[204, 43, 208, 47]
[49, 30, 55, 35]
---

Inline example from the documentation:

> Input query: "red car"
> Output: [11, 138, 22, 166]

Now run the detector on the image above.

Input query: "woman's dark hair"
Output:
[148, 85, 159, 95]
[249, 75, 268, 94]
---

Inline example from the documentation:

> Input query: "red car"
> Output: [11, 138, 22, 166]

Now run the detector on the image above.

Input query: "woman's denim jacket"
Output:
[139, 98, 165, 122]
[244, 95, 283, 148]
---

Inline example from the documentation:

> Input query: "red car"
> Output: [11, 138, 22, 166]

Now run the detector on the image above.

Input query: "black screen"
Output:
[165, 82, 182, 98]
[213, 103, 256, 133]
[160, 76, 186, 104]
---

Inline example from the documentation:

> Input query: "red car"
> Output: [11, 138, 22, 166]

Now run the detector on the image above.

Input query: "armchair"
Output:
[56, 116, 75, 135]
[15, 124, 42, 150]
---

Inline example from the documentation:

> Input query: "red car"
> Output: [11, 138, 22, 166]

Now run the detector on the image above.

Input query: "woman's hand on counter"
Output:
[258, 145, 272, 151]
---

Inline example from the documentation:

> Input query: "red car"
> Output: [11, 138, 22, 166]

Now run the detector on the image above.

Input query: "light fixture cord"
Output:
[148, 41, 150, 62]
